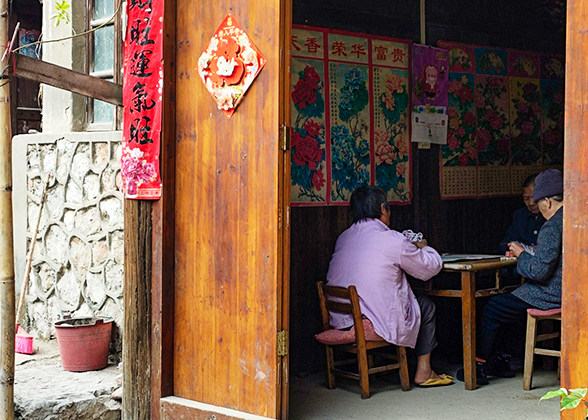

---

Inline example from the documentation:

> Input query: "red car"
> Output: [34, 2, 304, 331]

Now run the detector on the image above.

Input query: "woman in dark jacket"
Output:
[458, 168, 563, 385]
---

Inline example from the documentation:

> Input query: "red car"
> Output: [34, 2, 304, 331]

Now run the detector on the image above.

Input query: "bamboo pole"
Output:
[0, 0, 15, 417]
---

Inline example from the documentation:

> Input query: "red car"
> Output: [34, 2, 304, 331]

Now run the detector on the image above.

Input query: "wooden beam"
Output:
[562, 0, 588, 419]
[13, 54, 122, 106]
[123, 199, 152, 420]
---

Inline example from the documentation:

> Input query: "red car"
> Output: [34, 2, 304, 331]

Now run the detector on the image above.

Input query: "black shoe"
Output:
[486, 352, 515, 378]
[456, 361, 489, 386]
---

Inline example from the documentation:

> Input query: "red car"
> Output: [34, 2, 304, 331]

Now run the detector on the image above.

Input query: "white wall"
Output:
[41, 0, 85, 132]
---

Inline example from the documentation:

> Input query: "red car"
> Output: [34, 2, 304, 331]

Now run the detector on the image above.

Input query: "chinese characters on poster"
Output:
[121, 0, 163, 199]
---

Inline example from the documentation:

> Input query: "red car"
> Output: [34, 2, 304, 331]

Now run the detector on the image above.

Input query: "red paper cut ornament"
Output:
[197, 13, 267, 118]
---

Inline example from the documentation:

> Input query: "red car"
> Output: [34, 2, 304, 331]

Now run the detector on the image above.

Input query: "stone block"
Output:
[74, 206, 102, 237]
[83, 173, 100, 201]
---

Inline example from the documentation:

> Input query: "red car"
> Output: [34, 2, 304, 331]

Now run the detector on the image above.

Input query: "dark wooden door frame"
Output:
[278, 0, 293, 416]
[561, 1, 588, 419]
[149, 0, 293, 419]
[149, 0, 176, 418]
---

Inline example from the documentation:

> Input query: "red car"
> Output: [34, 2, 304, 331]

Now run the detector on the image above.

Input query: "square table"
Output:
[421, 255, 518, 390]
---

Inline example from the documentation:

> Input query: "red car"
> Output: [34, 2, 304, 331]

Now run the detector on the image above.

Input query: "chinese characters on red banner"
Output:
[121, 0, 163, 199]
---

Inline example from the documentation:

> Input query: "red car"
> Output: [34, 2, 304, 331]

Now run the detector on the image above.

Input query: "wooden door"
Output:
[159, 1, 292, 419]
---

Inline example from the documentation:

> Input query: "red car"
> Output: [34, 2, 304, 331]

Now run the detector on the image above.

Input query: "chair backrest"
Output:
[317, 281, 366, 345]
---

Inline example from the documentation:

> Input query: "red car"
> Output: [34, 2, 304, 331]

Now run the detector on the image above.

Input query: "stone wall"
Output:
[13, 132, 124, 360]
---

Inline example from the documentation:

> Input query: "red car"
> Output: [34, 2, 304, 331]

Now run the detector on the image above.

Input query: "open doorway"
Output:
[288, 0, 565, 417]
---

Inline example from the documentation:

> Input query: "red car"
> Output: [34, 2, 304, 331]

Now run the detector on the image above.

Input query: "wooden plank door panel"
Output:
[172, 1, 290, 418]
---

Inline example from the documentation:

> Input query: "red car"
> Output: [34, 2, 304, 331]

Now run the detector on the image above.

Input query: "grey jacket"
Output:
[512, 206, 562, 310]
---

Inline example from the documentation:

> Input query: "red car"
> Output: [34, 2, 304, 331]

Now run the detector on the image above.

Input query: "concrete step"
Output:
[14, 339, 121, 420]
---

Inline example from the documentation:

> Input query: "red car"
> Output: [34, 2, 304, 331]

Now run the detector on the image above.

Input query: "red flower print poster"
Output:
[437, 40, 564, 199]
[290, 25, 412, 206]
[290, 58, 327, 203]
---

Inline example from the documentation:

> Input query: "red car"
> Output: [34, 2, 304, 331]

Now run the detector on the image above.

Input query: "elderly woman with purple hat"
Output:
[457, 169, 564, 385]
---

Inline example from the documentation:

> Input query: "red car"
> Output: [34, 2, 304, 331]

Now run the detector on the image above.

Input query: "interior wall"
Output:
[289, 0, 565, 376]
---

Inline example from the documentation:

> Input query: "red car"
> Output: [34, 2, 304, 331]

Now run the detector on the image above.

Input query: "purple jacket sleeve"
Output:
[399, 241, 443, 281]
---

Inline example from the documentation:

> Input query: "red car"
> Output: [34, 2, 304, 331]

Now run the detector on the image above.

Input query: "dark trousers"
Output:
[479, 293, 532, 361]
[415, 294, 438, 356]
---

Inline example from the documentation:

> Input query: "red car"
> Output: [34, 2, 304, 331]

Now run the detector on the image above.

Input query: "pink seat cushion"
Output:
[315, 319, 384, 345]
[527, 307, 561, 317]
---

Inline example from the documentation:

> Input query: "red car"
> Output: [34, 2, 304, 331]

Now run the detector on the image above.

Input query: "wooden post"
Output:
[122, 200, 152, 420]
[150, 0, 176, 417]
[562, 0, 588, 419]
[0, 0, 15, 417]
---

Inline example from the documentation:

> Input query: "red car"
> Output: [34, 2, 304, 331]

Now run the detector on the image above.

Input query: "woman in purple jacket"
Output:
[326, 186, 453, 387]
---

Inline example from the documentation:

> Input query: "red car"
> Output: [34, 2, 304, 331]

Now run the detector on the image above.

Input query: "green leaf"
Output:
[570, 388, 588, 399]
[540, 388, 568, 402]
[561, 395, 582, 411]
[50, 0, 71, 27]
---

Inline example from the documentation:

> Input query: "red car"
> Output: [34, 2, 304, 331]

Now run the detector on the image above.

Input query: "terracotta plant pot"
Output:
[54, 317, 113, 372]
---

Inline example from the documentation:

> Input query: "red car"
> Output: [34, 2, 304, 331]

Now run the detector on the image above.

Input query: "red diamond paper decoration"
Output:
[197, 13, 267, 119]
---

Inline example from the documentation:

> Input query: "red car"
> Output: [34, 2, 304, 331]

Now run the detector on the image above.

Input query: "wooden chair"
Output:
[523, 307, 561, 390]
[315, 281, 411, 399]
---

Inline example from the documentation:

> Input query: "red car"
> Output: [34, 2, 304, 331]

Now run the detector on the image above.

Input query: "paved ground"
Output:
[290, 365, 562, 420]
[14, 340, 121, 419]
[14, 341, 561, 419]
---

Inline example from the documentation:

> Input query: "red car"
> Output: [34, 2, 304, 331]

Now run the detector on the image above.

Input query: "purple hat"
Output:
[533, 169, 563, 201]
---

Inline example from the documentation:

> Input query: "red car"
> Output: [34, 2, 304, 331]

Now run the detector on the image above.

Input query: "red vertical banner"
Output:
[121, 0, 163, 199]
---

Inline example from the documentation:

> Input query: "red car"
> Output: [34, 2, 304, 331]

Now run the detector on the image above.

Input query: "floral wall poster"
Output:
[541, 80, 564, 165]
[475, 48, 508, 76]
[475, 74, 510, 166]
[509, 78, 542, 165]
[447, 44, 475, 73]
[121, 0, 163, 199]
[291, 25, 411, 205]
[411, 44, 449, 144]
[508, 50, 541, 78]
[540, 54, 565, 166]
[291, 59, 327, 202]
[440, 72, 477, 198]
[438, 40, 564, 199]
[329, 62, 371, 203]
[442, 73, 476, 166]
[373, 67, 410, 202]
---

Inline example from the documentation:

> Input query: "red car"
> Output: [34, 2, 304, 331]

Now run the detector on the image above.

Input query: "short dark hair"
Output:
[350, 185, 389, 223]
[522, 174, 537, 189]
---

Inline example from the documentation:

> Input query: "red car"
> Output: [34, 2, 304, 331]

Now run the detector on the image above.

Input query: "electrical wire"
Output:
[0, 65, 10, 88]
[10, 0, 123, 55]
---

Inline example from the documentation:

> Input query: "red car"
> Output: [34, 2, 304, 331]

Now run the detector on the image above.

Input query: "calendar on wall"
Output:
[290, 26, 412, 206]
[438, 40, 564, 199]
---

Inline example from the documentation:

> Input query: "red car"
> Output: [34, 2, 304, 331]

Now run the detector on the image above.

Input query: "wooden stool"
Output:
[523, 307, 561, 390]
